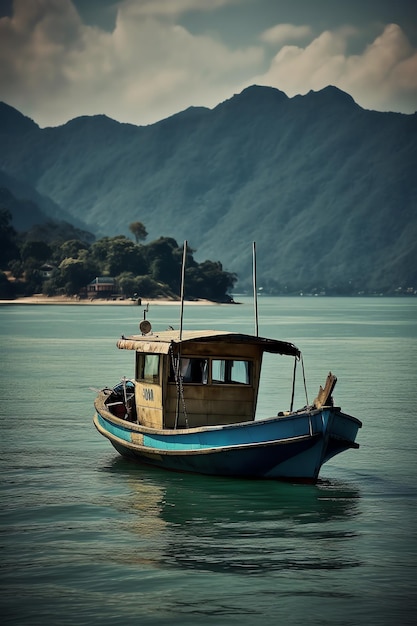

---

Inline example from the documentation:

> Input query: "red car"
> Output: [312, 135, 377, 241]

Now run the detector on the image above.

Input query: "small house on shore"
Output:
[87, 277, 117, 298]
[39, 264, 55, 279]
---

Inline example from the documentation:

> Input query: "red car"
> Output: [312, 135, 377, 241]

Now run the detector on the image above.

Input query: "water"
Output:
[1, 297, 416, 625]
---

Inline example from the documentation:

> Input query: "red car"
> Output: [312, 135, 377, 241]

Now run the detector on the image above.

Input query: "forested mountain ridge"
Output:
[1, 86, 416, 295]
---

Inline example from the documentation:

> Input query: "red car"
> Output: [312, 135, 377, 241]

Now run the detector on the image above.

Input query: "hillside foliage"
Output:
[0, 87, 416, 295]
[0, 208, 236, 301]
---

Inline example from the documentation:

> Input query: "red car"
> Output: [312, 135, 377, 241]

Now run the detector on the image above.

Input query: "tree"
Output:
[0, 208, 19, 268]
[20, 240, 52, 264]
[106, 238, 147, 276]
[22, 268, 44, 295]
[190, 260, 237, 301]
[58, 258, 92, 295]
[133, 275, 168, 298]
[146, 237, 182, 292]
[0, 271, 16, 299]
[129, 221, 148, 244]
[56, 239, 89, 263]
[90, 235, 147, 276]
[116, 272, 137, 298]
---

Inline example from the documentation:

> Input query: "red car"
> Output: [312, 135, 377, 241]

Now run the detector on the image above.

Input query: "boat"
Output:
[93, 322, 362, 483]
[94, 241, 361, 482]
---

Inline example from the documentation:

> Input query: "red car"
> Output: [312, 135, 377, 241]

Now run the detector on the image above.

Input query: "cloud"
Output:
[0, 0, 88, 109]
[0, 0, 263, 126]
[260, 23, 313, 46]
[0, 1, 416, 128]
[118, 0, 240, 18]
[254, 23, 417, 113]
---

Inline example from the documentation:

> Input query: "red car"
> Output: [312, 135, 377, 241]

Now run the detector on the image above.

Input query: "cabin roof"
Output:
[117, 330, 300, 357]
[88, 276, 116, 285]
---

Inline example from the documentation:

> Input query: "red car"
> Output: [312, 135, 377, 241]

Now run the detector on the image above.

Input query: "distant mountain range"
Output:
[1, 85, 416, 294]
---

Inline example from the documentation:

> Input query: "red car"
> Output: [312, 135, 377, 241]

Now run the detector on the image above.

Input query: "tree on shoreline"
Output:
[129, 221, 148, 244]
[0, 212, 237, 302]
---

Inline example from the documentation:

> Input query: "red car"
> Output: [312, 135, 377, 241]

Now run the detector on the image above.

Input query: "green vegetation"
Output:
[129, 221, 148, 244]
[0, 208, 236, 301]
[1, 86, 416, 295]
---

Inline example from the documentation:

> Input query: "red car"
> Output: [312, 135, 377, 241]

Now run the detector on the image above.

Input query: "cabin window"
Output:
[170, 357, 208, 384]
[137, 353, 160, 384]
[212, 359, 251, 385]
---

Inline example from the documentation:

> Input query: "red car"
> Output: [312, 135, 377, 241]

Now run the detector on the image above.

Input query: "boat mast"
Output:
[252, 241, 259, 336]
[179, 240, 187, 342]
[174, 240, 188, 429]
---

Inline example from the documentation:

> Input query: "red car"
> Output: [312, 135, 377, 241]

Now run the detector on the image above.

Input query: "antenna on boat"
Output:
[174, 240, 188, 429]
[252, 241, 259, 336]
[179, 240, 187, 342]
[139, 303, 151, 334]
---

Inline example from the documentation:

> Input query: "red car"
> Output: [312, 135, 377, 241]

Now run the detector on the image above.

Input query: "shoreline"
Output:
[0, 295, 217, 306]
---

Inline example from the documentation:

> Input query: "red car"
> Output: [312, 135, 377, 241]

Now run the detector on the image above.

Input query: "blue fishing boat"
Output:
[93, 325, 362, 482]
[94, 241, 361, 482]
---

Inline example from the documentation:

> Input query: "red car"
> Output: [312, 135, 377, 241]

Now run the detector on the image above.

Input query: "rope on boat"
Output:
[170, 343, 188, 428]
[289, 353, 309, 412]
[290, 356, 297, 412]
[300, 354, 309, 407]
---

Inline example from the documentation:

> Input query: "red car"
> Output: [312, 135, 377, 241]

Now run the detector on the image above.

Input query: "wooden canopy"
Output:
[117, 330, 300, 358]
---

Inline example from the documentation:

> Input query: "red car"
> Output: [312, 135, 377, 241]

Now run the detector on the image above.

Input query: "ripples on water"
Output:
[1, 298, 416, 625]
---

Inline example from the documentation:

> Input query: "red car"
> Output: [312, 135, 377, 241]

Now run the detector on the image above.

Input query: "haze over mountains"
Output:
[1, 85, 416, 294]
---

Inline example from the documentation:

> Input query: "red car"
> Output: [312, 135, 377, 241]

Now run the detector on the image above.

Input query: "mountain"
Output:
[1, 86, 416, 294]
[0, 170, 95, 233]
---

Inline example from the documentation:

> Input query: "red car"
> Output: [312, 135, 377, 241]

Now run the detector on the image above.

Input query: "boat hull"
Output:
[94, 394, 361, 482]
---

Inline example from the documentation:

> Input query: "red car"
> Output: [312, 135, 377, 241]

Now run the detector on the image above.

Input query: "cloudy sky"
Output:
[1, 0, 416, 127]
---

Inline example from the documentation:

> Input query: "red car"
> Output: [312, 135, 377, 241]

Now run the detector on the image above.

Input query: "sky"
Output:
[0, 0, 416, 128]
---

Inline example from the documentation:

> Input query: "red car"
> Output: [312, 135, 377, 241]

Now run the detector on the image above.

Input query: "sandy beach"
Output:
[0, 295, 216, 306]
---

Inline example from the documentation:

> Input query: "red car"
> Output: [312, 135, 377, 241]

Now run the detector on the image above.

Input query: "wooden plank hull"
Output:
[94, 393, 361, 482]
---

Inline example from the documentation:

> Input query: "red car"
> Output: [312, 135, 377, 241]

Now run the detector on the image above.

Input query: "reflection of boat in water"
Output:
[109, 459, 362, 574]
[94, 241, 361, 483]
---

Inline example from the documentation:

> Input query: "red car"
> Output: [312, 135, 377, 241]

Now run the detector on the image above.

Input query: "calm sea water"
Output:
[1, 297, 416, 625]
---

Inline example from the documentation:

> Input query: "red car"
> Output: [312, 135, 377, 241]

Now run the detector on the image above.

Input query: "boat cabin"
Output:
[117, 330, 300, 429]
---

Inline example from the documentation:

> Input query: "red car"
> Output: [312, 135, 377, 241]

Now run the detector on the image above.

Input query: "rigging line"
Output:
[175, 240, 188, 428]
[301, 354, 309, 407]
[252, 241, 259, 336]
[179, 240, 187, 342]
[170, 344, 188, 428]
[290, 356, 297, 412]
